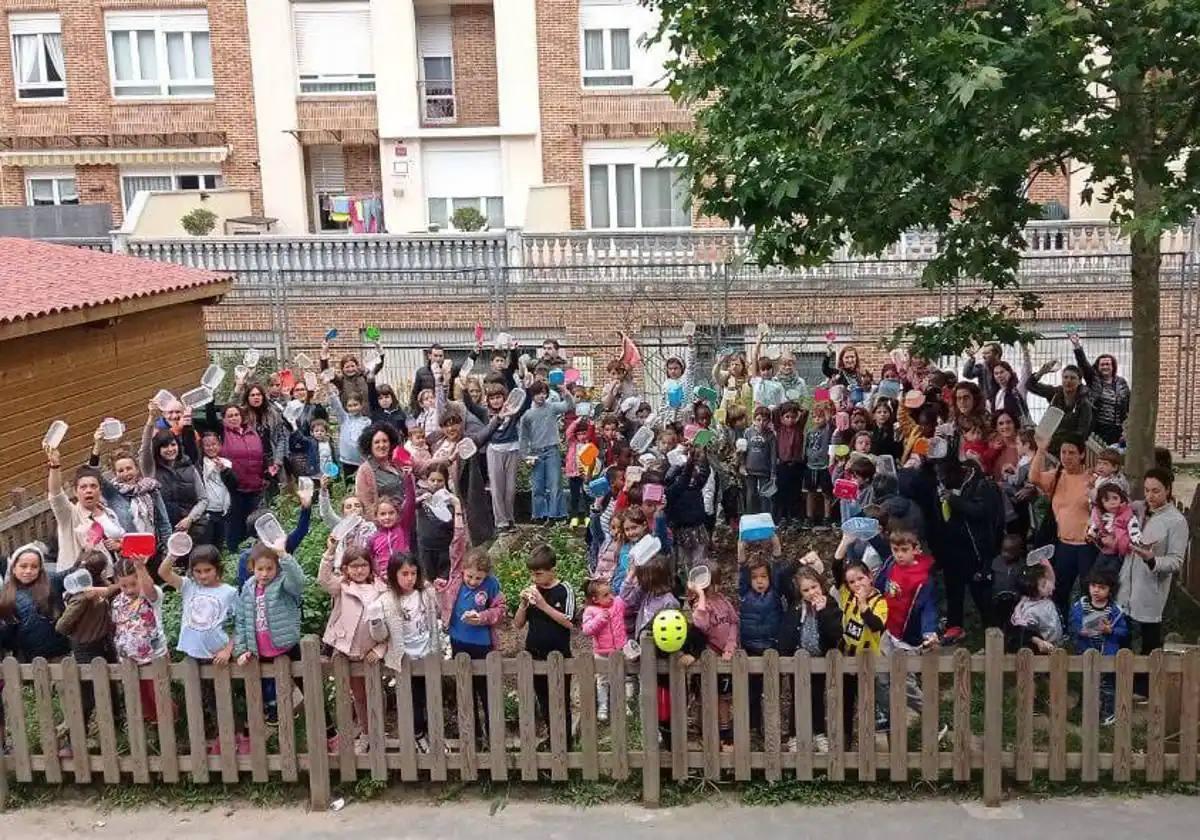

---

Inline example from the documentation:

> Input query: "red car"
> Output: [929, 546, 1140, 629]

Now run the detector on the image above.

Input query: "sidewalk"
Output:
[5, 796, 1198, 839]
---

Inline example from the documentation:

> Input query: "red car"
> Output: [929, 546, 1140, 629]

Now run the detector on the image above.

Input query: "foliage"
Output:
[493, 524, 589, 615]
[649, 0, 1200, 475]
[450, 206, 487, 232]
[180, 207, 218, 237]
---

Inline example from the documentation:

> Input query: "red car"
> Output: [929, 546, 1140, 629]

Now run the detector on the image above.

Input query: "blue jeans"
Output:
[531, 446, 563, 520]
[1052, 541, 1098, 619]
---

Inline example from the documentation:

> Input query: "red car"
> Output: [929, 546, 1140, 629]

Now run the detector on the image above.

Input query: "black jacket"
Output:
[155, 456, 202, 525]
[943, 467, 1004, 573]
[777, 601, 843, 657]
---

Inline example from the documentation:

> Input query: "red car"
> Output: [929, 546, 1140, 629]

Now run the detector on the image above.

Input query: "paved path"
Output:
[5, 795, 1197, 839]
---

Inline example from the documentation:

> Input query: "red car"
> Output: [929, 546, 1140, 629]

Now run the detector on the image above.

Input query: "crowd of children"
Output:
[0, 326, 1187, 755]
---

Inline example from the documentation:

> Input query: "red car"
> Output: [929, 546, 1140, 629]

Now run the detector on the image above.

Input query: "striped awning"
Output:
[0, 146, 229, 167]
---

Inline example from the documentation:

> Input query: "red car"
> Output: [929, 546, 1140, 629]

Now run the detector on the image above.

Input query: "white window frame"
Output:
[581, 27, 633, 88]
[427, 196, 505, 231]
[120, 166, 223, 211]
[105, 11, 213, 100]
[584, 143, 690, 230]
[10, 14, 65, 100]
[25, 169, 78, 206]
[293, 2, 375, 95]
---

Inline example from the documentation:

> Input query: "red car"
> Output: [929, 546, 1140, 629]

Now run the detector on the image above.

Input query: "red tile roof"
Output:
[0, 237, 232, 325]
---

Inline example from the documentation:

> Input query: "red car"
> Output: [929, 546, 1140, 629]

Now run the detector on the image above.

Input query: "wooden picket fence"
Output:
[1, 630, 1198, 809]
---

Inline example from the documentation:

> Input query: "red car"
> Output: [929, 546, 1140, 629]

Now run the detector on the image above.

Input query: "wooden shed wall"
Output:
[0, 302, 210, 512]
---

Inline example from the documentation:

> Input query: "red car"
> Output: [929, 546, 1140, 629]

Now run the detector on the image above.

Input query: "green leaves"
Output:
[948, 63, 1006, 106]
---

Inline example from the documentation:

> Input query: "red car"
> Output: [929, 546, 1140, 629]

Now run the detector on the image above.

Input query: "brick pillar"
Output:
[536, 0, 584, 228]
[452, 5, 500, 127]
[0, 165, 25, 205]
[77, 164, 123, 226]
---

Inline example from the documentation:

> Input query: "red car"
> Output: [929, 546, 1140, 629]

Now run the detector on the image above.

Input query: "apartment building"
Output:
[0, 1, 261, 226]
[0, 0, 1075, 234]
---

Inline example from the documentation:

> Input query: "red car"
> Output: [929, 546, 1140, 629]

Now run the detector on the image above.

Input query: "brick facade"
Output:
[451, 4, 499, 128]
[343, 144, 381, 196]
[536, 0, 584, 227]
[0, 0, 262, 224]
[1028, 166, 1071, 213]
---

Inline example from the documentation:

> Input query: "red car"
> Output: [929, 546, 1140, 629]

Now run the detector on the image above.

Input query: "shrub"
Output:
[181, 207, 218, 236]
[450, 206, 487, 232]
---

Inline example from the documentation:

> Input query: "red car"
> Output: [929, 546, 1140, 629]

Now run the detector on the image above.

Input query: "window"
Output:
[106, 11, 213, 98]
[293, 2, 375, 94]
[26, 173, 78, 206]
[427, 196, 504, 230]
[10, 15, 65, 100]
[587, 161, 688, 229]
[121, 170, 222, 210]
[582, 28, 632, 87]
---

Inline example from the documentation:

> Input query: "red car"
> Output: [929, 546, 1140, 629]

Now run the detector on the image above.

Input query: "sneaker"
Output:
[813, 734, 830, 753]
[235, 734, 251, 756]
[941, 626, 965, 644]
[354, 735, 370, 755]
[415, 735, 430, 754]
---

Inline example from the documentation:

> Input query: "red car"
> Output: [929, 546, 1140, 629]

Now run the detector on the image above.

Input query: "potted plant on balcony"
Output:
[450, 206, 487, 232]
[181, 207, 218, 237]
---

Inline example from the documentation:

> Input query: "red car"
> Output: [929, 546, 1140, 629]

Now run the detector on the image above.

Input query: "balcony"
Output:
[419, 79, 456, 126]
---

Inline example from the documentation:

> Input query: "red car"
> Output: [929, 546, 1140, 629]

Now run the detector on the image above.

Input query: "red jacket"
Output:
[222, 425, 266, 493]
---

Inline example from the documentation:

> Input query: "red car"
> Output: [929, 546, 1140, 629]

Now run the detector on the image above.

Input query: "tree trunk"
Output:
[1125, 175, 1163, 485]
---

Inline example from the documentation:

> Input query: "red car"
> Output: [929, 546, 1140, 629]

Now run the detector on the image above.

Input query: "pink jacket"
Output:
[693, 593, 739, 657]
[318, 557, 388, 659]
[434, 514, 508, 649]
[581, 597, 627, 656]
[1088, 503, 1139, 557]
[564, 418, 597, 479]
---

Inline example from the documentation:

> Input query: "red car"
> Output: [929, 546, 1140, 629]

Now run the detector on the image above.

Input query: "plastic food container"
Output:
[460, 356, 475, 378]
[153, 389, 177, 411]
[330, 513, 362, 542]
[681, 320, 697, 337]
[243, 348, 261, 368]
[739, 513, 775, 542]
[364, 326, 381, 341]
[877, 379, 903, 400]
[813, 387, 830, 403]
[565, 369, 581, 385]
[667, 447, 687, 468]
[456, 438, 478, 460]
[254, 513, 287, 546]
[180, 386, 213, 410]
[833, 478, 860, 501]
[575, 401, 593, 418]
[283, 400, 305, 426]
[629, 425, 654, 453]
[1036, 406, 1065, 445]
[293, 352, 313, 370]
[841, 516, 881, 541]
[875, 454, 896, 477]
[619, 396, 641, 414]
[577, 442, 599, 469]
[638, 453, 658, 468]
[322, 462, 340, 479]
[494, 332, 512, 349]
[200, 364, 226, 390]
[100, 418, 125, 442]
[735, 438, 748, 453]
[625, 466, 644, 484]
[64, 567, 94, 595]
[297, 476, 314, 496]
[302, 370, 318, 391]
[235, 364, 250, 380]
[362, 353, 382, 372]
[694, 386, 719, 405]
[167, 532, 193, 557]
[642, 483, 664, 503]
[321, 368, 337, 383]
[548, 368, 565, 386]
[120, 533, 156, 558]
[665, 382, 685, 408]
[504, 388, 526, 413]
[630, 535, 662, 567]
[688, 565, 711, 590]
[903, 390, 926, 409]
[325, 328, 339, 341]
[587, 475, 611, 497]
[1026, 545, 1055, 566]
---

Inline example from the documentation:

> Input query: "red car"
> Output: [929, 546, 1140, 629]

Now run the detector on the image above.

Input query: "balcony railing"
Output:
[419, 80, 456, 125]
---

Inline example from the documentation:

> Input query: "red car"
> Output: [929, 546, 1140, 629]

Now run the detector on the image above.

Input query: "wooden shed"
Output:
[0, 238, 231, 548]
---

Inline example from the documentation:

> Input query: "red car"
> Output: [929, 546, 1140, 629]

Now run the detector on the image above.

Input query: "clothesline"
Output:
[322, 193, 384, 233]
